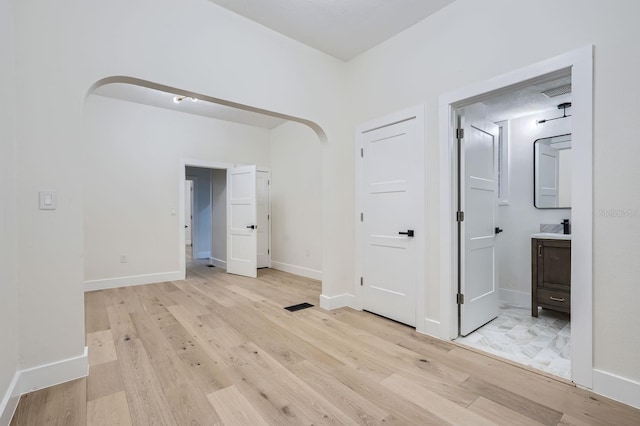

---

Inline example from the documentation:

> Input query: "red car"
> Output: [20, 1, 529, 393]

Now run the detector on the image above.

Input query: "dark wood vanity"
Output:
[531, 237, 571, 317]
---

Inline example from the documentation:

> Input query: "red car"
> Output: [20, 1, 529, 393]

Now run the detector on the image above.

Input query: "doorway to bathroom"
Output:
[439, 46, 593, 387]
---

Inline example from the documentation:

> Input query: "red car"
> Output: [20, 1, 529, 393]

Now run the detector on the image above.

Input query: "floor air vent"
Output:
[284, 302, 314, 312]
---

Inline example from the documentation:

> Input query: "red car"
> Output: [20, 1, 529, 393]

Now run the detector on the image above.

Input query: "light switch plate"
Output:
[39, 191, 57, 210]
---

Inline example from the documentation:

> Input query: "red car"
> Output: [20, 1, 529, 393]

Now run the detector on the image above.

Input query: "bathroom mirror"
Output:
[534, 134, 572, 208]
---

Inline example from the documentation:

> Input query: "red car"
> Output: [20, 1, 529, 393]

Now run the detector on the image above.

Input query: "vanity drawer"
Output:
[537, 288, 570, 311]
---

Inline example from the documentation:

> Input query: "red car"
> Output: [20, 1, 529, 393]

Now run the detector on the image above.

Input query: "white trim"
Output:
[85, 271, 182, 291]
[209, 257, 227, 269]
[422, 317, 441, 337]
[0, 372, 20, 426]
[593, 369, 640, 410]
[271, 261, 322, 281]
[180, 159, 238, 282]
[499, 288, 530, 307]
[439, 45, 594, 389]
[17, 347, 88, 395]
[354, 104, 426, 331]
[319, 293, 356, 310]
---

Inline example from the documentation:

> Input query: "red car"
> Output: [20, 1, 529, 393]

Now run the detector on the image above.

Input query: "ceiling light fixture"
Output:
[173, 95, 198, 104]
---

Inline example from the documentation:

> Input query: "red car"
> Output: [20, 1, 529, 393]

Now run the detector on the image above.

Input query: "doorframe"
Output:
[354, 104, 427, 333]
[438, 45, 593, 388]
[179, 159, 271, 278]
[256, 168, 273, 269]
[179, 159, 236, 279]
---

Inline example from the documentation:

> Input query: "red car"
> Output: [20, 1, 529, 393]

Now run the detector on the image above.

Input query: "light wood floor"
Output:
[11, 261, 640, 425]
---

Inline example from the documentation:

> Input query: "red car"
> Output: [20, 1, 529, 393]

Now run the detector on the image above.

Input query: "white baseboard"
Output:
[271, 261, 322, 281]
[319, 293, 356, 310]
[499, 288, 530, 307]
[85, 271, 183, 292]
[209, 257, 227, 269]
[0, 347, 89, 426]
[593, 369, 640, 409]
[0, 372, 20, 426]
[17, 347, 89, 395]
[419, 317, 442, 337]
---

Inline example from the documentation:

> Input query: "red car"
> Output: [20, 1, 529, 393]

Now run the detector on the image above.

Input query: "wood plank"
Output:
[11, 378, 86, 426]
[87, 361, 124, 402]
[85, 290, 110, 333]
[87, 391, 132, 426]
[207, 385, 269, 426]
[87, 329, 117, 366]
[468, 396, 546, 426]
[380, 373, 495, 426]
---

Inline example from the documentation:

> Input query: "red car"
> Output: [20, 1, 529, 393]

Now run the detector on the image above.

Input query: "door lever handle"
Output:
[495, 227, 504, 234]
[399, 230, 414, 237]
[246, 225, 256, 230]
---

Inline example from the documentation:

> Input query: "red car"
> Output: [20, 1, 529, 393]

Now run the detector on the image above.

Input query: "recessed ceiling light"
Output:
[173, 95, 197, 104]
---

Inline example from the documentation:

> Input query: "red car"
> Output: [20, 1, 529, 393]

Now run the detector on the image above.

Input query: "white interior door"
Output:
[185, 180, 193, 246]
[361, 117, 422, 327]
[535, 143, 559, 207]
[460, 115, 500, 336]
[226, 165, 257, 278]
[256, 170, 271, 268]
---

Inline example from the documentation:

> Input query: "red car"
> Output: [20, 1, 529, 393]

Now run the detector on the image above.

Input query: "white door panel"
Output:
[227, 165, 257, 278]
[460, 117, 499, 336]
[361, 117, 421, 327]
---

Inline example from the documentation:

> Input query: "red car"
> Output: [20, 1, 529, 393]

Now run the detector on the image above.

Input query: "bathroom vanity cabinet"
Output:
[531, 236, 571, 317]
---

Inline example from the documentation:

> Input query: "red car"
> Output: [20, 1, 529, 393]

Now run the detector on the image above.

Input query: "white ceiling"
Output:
[207, 0, 456, 61]
[92, 83, 287, 129]
[482, 75, 572, 122]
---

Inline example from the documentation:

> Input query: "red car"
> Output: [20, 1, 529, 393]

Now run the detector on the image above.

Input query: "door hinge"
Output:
[268, 180, 270, 185]
[360, 212, 363, 222]
[360, 148, 364, 158]
[268, 214, 270, 220]
[456, 211, 464, 222]
[456, 128, 464, 139]
[268, 249, 270, 255]
[360, 277, 363, 286]
[457, 294, 465, 304]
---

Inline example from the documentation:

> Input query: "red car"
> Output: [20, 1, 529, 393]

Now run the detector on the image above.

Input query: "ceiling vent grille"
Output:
[542, 84, 572, 98]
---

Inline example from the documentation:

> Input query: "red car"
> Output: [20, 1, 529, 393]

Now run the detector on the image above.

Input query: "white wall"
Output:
[12, 0, 349, 375]
[270, 121, 323, 279]
[210, 169, 227, 267]
[346, 0, 640, 389]
[0, 0, 19, 418]
[84, 95, 271, 285]
[186, 166, 212, 259]
[497, 111, 571, 305]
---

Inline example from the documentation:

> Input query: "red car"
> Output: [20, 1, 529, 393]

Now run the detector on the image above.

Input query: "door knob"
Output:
[495, 227, 504, 234]
[399, 230, 414, 237]
[246, 225, 256, 230]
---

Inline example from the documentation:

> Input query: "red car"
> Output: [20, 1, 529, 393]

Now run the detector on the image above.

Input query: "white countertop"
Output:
[530, 232, 572, 240]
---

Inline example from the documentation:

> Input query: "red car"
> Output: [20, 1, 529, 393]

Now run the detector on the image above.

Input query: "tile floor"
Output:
[456, 303, 571, 379]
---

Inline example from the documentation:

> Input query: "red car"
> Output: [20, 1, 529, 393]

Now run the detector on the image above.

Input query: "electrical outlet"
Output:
[120, 255, 128, 263]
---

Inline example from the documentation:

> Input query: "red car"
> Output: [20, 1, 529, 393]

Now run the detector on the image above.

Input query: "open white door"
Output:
[460, 114, 500, 336]
[360, 115, 423, 327]
[226, 165, 257, 278]
[535, 143, 559, 207]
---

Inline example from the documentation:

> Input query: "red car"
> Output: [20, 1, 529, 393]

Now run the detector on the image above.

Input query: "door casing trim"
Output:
[438, 45, 593, 388]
